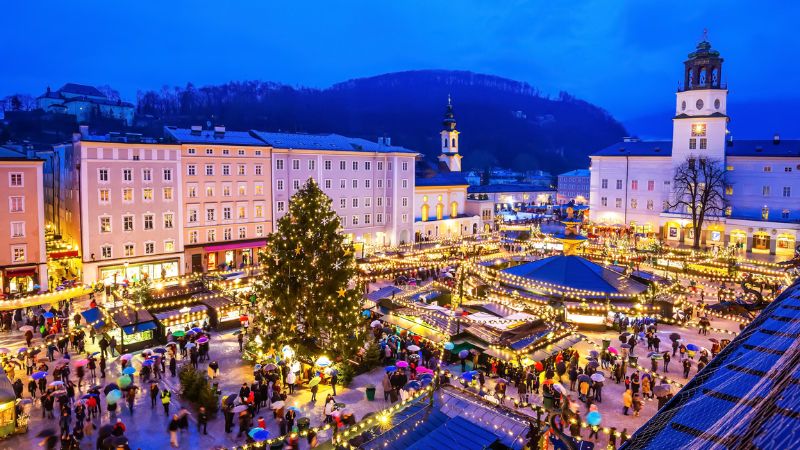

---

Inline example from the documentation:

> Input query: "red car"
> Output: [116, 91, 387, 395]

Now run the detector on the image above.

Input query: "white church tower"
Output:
[438, 96, 462, 172]
[671, 33, 728, 166]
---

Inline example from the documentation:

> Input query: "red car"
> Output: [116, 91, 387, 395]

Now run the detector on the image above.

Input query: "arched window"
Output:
[436, 203, 443, 220]
[712, 68, 719, 86]
[688, 69, 694, 87]
[421, 204, 429, 222]
[443, 137, 448, 148]
[451, 138, 456, 148]
[450, 201, 458, 218]
[699, 68, 707, 85]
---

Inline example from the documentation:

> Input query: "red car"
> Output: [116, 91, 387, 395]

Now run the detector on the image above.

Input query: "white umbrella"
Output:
[370, 320, 381, 328]
[271, 401, 285, 410]
[591, 373, 605, 383]
[407, 345, 420, 352]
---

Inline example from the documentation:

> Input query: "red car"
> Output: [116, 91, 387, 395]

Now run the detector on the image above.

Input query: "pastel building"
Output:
[414, 101, 481, 240]
[252, 131, 417, 248]
[589, 38, 800, 255]
[76, 133, 184, 284]
[0, 152, 48, 295]
[557, 169, 590, 205]
[164, 126, 273, 272]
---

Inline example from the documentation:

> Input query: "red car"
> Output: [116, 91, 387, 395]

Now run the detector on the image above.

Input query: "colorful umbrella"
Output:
[407, 345, 420, 352]
[248, 427, 269, 441]
[232, 405, 248, 413]
[191, 327, 203, 334]
[119, 354, 133, 361]
[197, 337, 209, 345]
[117, 375, 132, 388]
[32, 371, 48, 380]
[591, 373, 605, 383]
[315, 356, 331, 367]
[270, 401, 285, 410]
[172, 330, 185, 337]
[185, 342, 196, 349]
[141, 359, 154, 367]
[152, 348, 167, 354]
[587, 411, 602, 426]
[308, 377, 321, 387]
[686, 344, 700, 352]
[122, 367, 136, 375]
[458, 350, 469, 359]
[370, 320, 381, 328]
[105, 389, 122, 404]
[396, 361, 409, 368]
[73, 359, 89, 367]
[607, 347, 618, 355]
[444, 342, 455, 351]
[404, 381, 422, 391]
[384, 366, 396, 373]
[48, 380, 64, 387]
[19, 325, 34, 332]
[263, 363, 277, 371]
[43, 312, 54, 319]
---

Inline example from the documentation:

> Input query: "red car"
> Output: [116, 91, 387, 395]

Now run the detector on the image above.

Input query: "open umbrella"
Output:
[591, 373, 605, 383]
[621, 343, 631, 349]
[407, 345, 420, 352]
[105, 389, 122, 404]
[103, 383, 119, 394]
[43, 312, 54, 319]
[191, 327, 203, 334]
[686, 344, 700, 352]
[653, 384, 672, 397]
[19, 325, 34, 332]
[263, 363, 277, 371]
[649, 352, 663, 360]
[48, 380, 64, 387]
[587, 411, 602, 426]
[152, 347, 167, 354]
[416, 367, 433, 375]
[370, 320, 381, 328]
[119, 354, 133, 361]
[197, 336, 209, 345]
[142, 359, 154, 367]
[270, 401, 285, 410]
[384, 366, 396, 373]
[461, 370, 478, 381]
[587, 361, 599, 369]
[607, 347, 619, 355]
[535, 361, 544, 371]
[404, 381, 422, 391]
[185, 342, 196, 349]
[578, 374, 591, 383]
[495, 378, 508, 384]
[308, 377, 321, 387]
[248, 428, 270, 441]
[73, 359, 89, 367]
[122, 366, 136, 375]
[396, 360, 409, 368]
[223, 394, 237, 406]
[17, 347, 28, 355]
[444, 342, 455, 351]
[553, 383, 567, 394]
[32, 371, 48, 380]
[458, 350, 469, 359]
[232, 405, 248, 413]
[37, 428, 57, 438]
[287, 406, 301, 413]
[117, 376, 132, 388]
[589, 350, 599, 358]
[172, 330, 185, 338]
[669, 333, 681, 342]
[708, 338, 719, 344]
[619, 333, 630, 341]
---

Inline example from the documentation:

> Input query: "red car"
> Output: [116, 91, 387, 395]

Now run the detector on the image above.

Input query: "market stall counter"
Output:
[109, 305, 159, 352]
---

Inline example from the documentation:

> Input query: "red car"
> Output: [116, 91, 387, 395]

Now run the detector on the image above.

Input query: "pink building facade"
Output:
[0, 158, 48, 295]
[78, 136, 184, 284]
[164, 126, 273, 273]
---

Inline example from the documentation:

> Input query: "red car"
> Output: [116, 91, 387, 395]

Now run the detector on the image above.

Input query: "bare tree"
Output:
[666, 156, 727, 249]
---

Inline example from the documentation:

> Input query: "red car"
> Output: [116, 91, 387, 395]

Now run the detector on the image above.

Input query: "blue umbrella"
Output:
[248, 428, 269, 441]
[686, 344, 700, 352]
[418, 373, 434, 381]
[587, 411, 602, 426]
[404, 381, 422, 390]
[122, 367, 136, 375]
[444, 342, 455, 351]
[43, 312, 54, 319]
[191, 327, 203, 334]
[461, 370, 478, 381]
[152, 348, 167, 354]
[142, 360, 154, 366]
[32, 371, 48, 380]
[385, 366, 396, 373]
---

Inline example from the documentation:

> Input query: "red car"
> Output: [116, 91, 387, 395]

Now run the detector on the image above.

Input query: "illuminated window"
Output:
[450, 201, 458, 218]
[436, 203, 443, 220]
[421, 204, 429, 222]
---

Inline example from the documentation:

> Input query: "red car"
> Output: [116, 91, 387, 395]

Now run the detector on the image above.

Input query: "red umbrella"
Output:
[534, 361, 544, 371]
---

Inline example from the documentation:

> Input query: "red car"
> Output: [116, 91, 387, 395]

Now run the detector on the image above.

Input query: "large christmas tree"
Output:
[249, 179, 364, 361]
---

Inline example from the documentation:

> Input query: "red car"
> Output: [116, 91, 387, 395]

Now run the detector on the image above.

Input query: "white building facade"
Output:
[589, 39, 800, 256]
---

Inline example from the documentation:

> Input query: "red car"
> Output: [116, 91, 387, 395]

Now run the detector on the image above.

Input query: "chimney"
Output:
[214, 125, 226, 134]
[377, 137, 384, 145]
[773, 133, 780, 144]
[385, 137, 391, 146]
[190, 125, 202, 135]
[79, 125, 89, 137]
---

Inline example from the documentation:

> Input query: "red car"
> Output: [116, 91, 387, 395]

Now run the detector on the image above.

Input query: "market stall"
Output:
[199, 294, 242, 330]
[153, 304, 209, 338]
[109, 306, 158, 352]
[0, 375, 17, 438]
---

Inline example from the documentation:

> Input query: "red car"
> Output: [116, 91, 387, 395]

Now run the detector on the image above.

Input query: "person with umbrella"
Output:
[161, 388, 171, 414]
[28, 376, 37, 401]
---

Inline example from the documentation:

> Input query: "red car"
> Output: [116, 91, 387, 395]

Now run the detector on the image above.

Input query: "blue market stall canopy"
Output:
[109, 306, 156, 335]
[122, 321, 157, 335]
[621, 281, 800, 450]
[503, 255, 647, 295]
[365, 286, 403, 302]
[81, 307, 106, 329]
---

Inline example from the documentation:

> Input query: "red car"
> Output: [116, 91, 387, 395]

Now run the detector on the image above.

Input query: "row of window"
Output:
[99, 213, 174, 233]
[600, 197, 657, 211]
[759, 186, 792, 197]
[186, 164, 263, 177]
[275, 160, 402, 171]
[188, 225, 265, 244]
[278, 178, 398, 190]
[187, 183, 264, 198]
[601, 179, 665, 191]
[187, 205, 265, 223]
[98, 187, 174, 204]
[762, 166, 798, 172]
[99, 240, 175, 259]
[99, 168, 173, 183]
[187, 148, 263, 157]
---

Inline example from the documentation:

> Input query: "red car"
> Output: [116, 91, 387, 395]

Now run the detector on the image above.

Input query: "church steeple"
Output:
[438, 96, 462, 172]
[681, 30, 724, 91]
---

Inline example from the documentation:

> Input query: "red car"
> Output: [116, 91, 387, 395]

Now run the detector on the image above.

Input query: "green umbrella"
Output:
[172, 330, 186, 337]
[308, 377, 321, 387]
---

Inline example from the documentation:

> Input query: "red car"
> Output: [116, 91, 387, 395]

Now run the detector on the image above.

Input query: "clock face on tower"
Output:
[696, 99, 704, 110]
[714, 99, 720, 109]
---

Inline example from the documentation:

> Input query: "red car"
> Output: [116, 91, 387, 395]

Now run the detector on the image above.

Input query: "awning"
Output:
[81, 307, 106, 329]
[4, 267, 36, 277]
[153, 304, 207, 321]
[48, 250, 79, 259]
[380, 314, 447, 343]
[122, 321, 157, 335]
[204, 240, 266, 252]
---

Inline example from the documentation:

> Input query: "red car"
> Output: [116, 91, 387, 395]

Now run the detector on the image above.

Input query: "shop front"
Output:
[199, 295, 242, 330]
[1, 265, 42, 297]
[99, 258, 180, 285]
[752, 232, 771, 253]
[187, 240, 266, 274]
[776, 233, 796, 256]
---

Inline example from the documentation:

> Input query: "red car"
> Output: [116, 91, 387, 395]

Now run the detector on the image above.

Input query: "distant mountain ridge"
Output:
[133, 70, 627, 172]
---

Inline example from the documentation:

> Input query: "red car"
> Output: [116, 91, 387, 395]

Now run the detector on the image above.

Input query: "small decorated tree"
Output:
[249, 179, 364, 362]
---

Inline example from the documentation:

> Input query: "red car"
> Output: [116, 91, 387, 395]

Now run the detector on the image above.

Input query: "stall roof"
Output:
[380, 314, 447, 343]
[110, 306, 155, 328]
[198, 295, 237, 309]
[365, 286, 403, 302]
[0, 374, 15, 403]
[153, 304, 207, 321]
[81, 307, 106, 329]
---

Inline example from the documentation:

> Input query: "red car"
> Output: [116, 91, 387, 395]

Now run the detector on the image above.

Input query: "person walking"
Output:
[683, 358, 692, 378]
[168, 414, 180, 448]
[286, 370, 296, 394]
[161, 389, 171, 414]
[632, 393, 643, 417]
[663, 352, 671, 373]
[198, 406, 208, 435]
[330, 371, 338, 396]
[622, 389, 633, 415]
[238, 333, 244, 352]
[169, 356, 177, 377]
[150, 383, 159, 409]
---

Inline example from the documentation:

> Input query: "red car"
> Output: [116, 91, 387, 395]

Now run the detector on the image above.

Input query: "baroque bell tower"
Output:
[438, 96, 462, 172]
[672, 31, 729, 166]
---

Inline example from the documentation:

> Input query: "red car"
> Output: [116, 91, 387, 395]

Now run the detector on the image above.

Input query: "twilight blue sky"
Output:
[4, 1, 799, 137]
